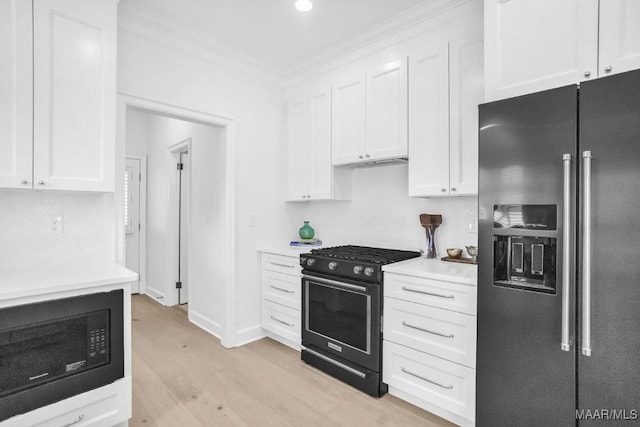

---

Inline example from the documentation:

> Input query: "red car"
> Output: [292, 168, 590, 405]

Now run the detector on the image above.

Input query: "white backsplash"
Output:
[286, 163, 478, 256]
[0, 190, 114, 272]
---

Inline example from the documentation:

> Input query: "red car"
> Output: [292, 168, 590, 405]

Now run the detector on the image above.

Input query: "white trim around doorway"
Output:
[115, 92, 237, 348]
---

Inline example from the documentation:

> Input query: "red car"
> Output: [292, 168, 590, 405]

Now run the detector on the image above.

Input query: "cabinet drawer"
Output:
[383, 341, 475, 421]
[385, 273, 476, 315]
[262, 301, 300, 345]
[261, 253, 301, 276]
[384, 297, 476, 368]
[262, 270, 301, 310]
[7, 377, 132, 427]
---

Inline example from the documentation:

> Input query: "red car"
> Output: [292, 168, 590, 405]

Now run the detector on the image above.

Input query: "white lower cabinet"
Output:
[260, 252, 302, 350]
[383, 272, 476, 426]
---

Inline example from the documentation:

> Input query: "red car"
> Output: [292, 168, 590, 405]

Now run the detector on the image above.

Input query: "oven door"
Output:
[302, 272, 381, 371]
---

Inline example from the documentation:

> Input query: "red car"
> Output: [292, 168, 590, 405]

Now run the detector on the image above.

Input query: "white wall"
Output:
[0, 190, 114, 273]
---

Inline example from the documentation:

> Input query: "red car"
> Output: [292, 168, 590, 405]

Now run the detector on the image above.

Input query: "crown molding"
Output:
[286, 0, 472, 79]
[118, 6, 287, 87]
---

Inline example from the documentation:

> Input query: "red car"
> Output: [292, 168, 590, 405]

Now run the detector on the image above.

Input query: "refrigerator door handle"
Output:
[582, 151, 593, 357]
[561, 153, 572, 351]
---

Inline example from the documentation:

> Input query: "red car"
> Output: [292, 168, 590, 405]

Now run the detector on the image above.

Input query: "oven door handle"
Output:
[302, 275, 369, 293]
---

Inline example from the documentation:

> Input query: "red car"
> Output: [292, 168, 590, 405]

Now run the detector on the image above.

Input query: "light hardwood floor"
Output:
[130, 294, 455, 427]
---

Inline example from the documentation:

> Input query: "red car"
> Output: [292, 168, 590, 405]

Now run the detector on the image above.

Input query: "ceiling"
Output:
[118, 0, 437, 71]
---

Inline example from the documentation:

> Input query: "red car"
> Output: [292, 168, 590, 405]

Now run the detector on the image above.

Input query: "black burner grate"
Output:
[309, 245, 421, 264]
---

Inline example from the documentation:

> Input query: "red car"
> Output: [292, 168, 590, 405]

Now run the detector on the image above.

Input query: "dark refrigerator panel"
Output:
[477, 86, 577, 426]
[578, 70, 640, 422]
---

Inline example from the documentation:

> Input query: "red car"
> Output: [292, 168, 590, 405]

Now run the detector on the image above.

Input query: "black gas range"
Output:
[300, 245, 421, 397]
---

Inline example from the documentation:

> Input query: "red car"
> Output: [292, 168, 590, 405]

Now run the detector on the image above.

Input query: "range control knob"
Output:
[364, 267, 375, 277]
[306, 258, 316, 267]
[353, 266, 363, 274]
[300, 257, 307, 265]
[328, 261, 338, 270]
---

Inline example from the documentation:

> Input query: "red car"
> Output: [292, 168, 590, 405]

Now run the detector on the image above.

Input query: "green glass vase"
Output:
[299, 221, 315, 239]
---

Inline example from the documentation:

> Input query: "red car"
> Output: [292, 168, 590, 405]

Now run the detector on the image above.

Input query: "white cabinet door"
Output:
[0, 0, 33, 189]
[287, 96, 309, 201]
[408, 43, 450, 197]
[308, 86, 332, 200]
[449, 35, 483, 196]
[365, 58, 408, 161]
[484, 0, 599, 101]
[599, 0, 640, 76]
[331, 73, 365, 165]
[33, 0, 116, 192]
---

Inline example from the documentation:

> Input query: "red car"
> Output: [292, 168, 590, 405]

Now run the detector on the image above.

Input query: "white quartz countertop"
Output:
[383, 257, 477, 286]
[0, 261, 138, 301]
[258, 243, 326, 258]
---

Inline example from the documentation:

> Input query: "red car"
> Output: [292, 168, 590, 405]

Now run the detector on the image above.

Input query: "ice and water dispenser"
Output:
[493, 205, 558, 294]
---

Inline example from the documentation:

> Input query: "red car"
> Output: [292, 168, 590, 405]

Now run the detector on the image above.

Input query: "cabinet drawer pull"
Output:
[270, 315, 294, 327]
[63, 414, 85, 427]
[402, 321, 454, 338]
[270, 261, 296, 269]
[270, 284, 294, 294]
[401, 367, 453, 390]
[401, 286, 454, 299]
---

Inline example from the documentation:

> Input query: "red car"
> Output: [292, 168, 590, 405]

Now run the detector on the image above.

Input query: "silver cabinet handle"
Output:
[561, 153, 572, 351]
[304, 347, 367, 378]
[401, 286, 454, 299]
[441, 188, 447, 192]
[402, 321, 453, 338]
[401, 367, 453, 389]
[582, 151, 592, 357]
[359, 155, 364, 159]
[270, 284, 294, 294]
[270, 315, 294, 327]
[451, 187, 456, 192]
[38, 180, 45, 185]
[604, 65, 613, 73]
[20, 179, 29, 184]
[365, 154, 370, 158]
[270, 261, 295, 269]
[63, 414, 85, 427]
[584, 70, 591, 78]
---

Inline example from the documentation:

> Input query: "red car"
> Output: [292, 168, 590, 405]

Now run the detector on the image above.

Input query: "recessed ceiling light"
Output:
[295, 0, 313, 12]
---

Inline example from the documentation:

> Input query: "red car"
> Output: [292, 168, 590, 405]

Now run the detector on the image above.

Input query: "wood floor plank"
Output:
[130, 294, 455, 427]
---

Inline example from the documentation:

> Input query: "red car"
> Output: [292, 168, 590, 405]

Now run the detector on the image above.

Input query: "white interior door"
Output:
[124, 157, 141, 293]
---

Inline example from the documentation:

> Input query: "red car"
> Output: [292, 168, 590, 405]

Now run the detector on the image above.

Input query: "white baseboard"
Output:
[234, 324, 266, 348]
[144, 287, 165, 305]
[188, 309, 223, 340]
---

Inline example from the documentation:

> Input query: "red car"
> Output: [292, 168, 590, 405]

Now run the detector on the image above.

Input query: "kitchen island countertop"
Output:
[383, 257, 477, 286]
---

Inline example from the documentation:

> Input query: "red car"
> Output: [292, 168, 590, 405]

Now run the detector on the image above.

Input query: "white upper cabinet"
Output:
[287, 96, 309, 201]
[599, 0, 640, 76]
[0, 0, 33, 189]
[332, 58, 408, 166]
[485, 0, 640, 101]
[365, 59, 408, 162]
[33, 0, 117, 191]
[331, 73, 366, 165]
[409, 30, 483, 197]
[0, 0, 116, 192]
[287, 86, 349, 202]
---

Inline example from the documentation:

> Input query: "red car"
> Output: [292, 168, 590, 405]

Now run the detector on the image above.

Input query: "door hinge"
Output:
[139, 172, 142, 181]
[176, 281, 182, 289]
[138, 223, 141, 231]
[177, 163, 183, 170]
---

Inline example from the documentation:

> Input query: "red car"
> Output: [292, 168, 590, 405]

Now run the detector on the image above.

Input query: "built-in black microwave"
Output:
[0, 289, 124, 421]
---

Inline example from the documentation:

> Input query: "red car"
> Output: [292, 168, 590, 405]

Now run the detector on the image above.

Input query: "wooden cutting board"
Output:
[441, 256, 477, 264]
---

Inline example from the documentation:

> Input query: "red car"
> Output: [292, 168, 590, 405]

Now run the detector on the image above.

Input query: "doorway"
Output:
[169, 140, 190, 306]
[117, 93, 238, 348]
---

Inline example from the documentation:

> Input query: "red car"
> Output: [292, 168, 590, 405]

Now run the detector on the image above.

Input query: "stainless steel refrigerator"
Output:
[477, 69, 640, 426]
